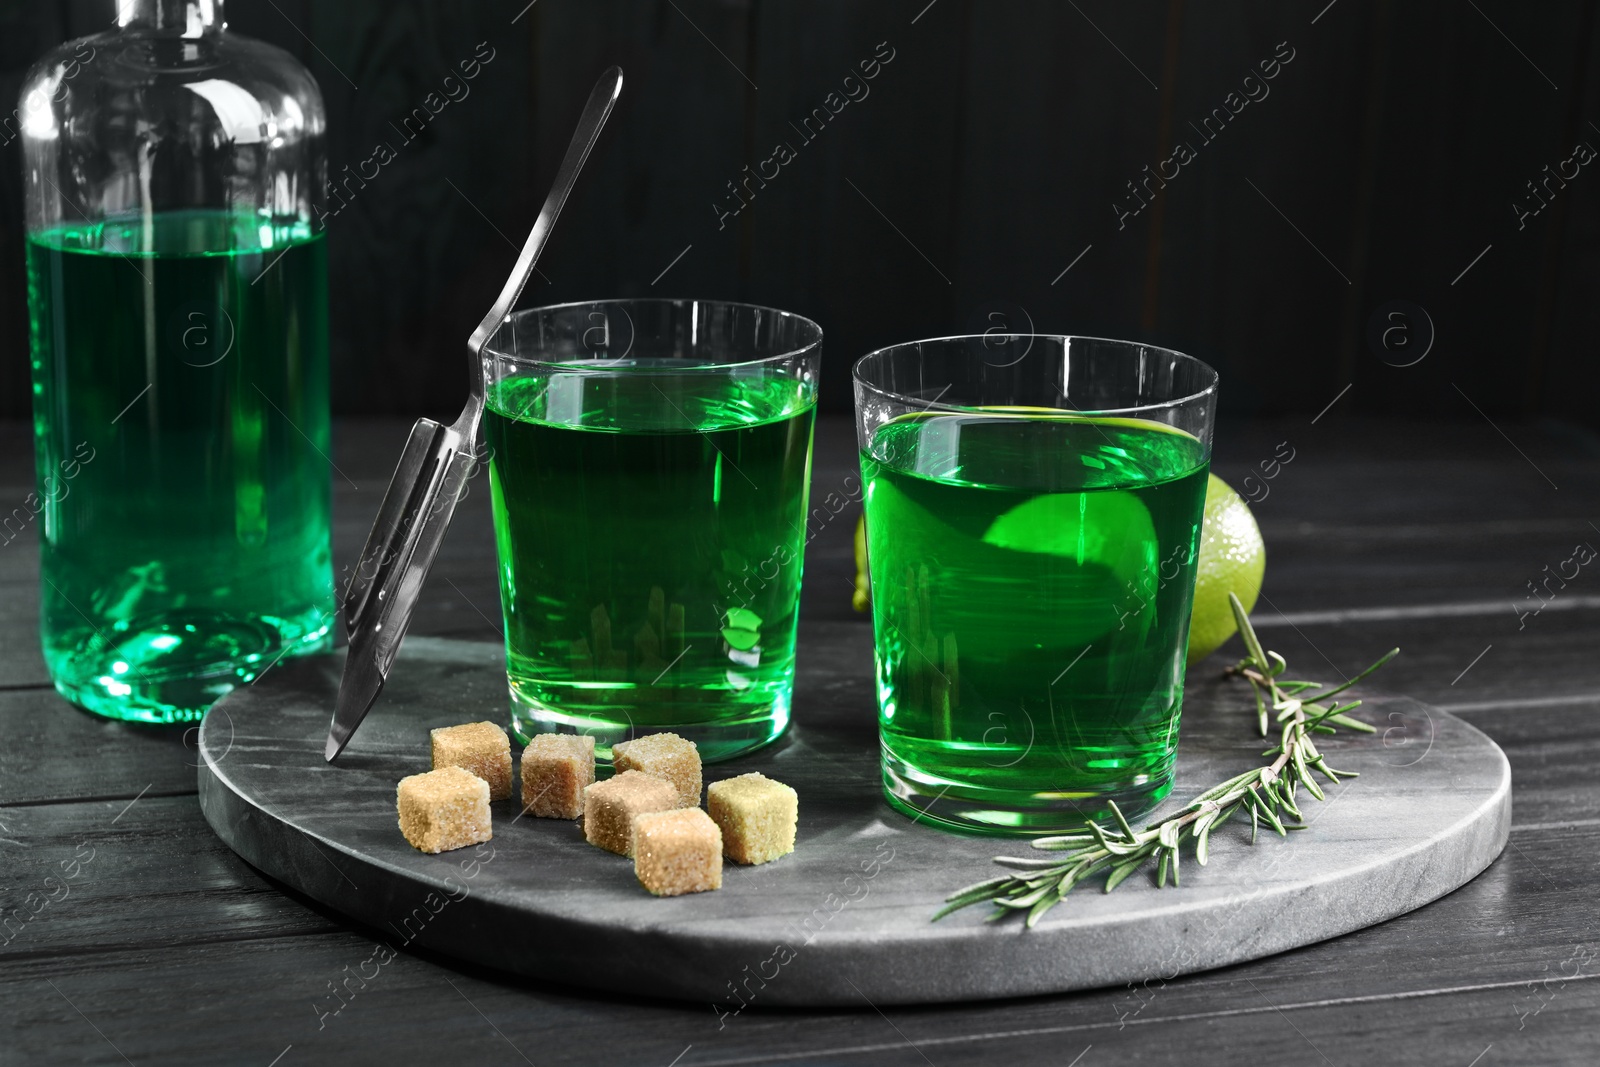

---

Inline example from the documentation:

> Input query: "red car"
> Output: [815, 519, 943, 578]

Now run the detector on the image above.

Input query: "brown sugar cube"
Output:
[612, 732, 702, 808]
[582, 770, 677, 856]
[430, 721, 512, 801]
[397, 766, 492, 854]
[707, 772, 798, 865]
[520, 733, 596, 819]
[633, 808, 723, 896]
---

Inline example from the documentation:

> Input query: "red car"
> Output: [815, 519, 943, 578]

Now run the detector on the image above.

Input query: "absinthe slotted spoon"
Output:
[325, 67, 624, 762]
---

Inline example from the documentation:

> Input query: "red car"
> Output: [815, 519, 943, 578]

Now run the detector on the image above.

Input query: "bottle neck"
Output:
[117, 0, 225, 35]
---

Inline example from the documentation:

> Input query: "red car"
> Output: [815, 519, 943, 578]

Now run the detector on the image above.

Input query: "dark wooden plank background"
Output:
[3, 0, 1599, 421]
[3, 1, 1600, 1062]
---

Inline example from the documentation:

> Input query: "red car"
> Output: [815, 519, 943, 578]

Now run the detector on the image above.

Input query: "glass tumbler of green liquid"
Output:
[482, 299, 821, 763]
[854, 335, 1218, 834]
[19, 1, 332, 723]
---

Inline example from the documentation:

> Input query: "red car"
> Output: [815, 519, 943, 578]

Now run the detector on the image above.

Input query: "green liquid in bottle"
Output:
[25, 210, 333, 723]
[484, 368, 815, 762]
[863, 413, 1209, 833]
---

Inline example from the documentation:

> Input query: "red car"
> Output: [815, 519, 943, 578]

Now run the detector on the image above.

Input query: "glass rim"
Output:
[851, 332, 1219, 418]
[482, 296, 823, 373]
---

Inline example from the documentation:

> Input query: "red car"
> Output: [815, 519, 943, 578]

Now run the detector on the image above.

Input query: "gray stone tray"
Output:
[197, 637, 1510, 1007]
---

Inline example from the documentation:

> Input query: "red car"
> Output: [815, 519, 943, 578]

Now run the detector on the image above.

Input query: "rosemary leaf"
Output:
[994, 855, 1076, 870]
[1293, 747, 1324, 801]
[1300, 648, 1399, 705]
[1026, 891, 1060, 928]
[996, 882, 1054, 909]
[931, 889, 1002, 922]
[1326, 712, 1377, 734]
[1104, 858, 1144, 892]
[1296, 701, 1327, 723]
[1108, 800, 1138, 843]
[1258, 795, 1287, 836]
[1031, 834, 1096, 851]
[1230, 592, 1269, 670]
[934, 875, 1016, 918]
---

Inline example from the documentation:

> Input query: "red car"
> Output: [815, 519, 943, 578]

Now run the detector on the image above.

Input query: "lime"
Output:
[852, 512, 871, 613]
[851, 473, 1265, 668]
[1185, 473, 1265, 665]
[980, 488, 1156, 568]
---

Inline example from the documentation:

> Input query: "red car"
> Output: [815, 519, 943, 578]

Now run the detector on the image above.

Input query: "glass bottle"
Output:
[19, 0, 333, 723]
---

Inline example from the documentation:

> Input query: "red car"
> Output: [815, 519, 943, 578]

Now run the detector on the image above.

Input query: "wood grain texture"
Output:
[1144, 1, 1373, 415]
[5, 2, 1600, 423]
[0, 823, 1594, 1064]
[0, 1, 69, 428]
[0, 794, 342, 962]
[1, 701, 1590, 973]
[1348, 0, 1592, 421]
[951, 0, 1164, 344]
[0, 689, 195, 806]
[1538, 3, 1600, 423]
[3, 417, 1599, 1062]
[742, 0, 969, 413]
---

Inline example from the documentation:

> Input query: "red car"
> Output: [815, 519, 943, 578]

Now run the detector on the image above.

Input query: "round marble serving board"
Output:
[198, 636, 1510, 1007]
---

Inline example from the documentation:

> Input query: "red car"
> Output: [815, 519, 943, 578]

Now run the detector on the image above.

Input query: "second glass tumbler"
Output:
[854, 334, 1218, 834]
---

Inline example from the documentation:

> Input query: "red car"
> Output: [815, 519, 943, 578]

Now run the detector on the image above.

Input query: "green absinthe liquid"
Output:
[863, 413, 1209, 833]
[485, 368, 815, 763]
[26, 210, 333, 724]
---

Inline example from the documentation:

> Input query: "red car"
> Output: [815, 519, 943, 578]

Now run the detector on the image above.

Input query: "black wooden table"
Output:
[3, 414, 1597, 1066]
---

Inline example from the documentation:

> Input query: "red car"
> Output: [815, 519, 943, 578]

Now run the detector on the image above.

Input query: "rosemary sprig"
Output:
[933, 593, 1399, 928]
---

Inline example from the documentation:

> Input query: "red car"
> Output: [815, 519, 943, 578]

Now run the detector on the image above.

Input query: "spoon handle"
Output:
[464, 65, 624, 371]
